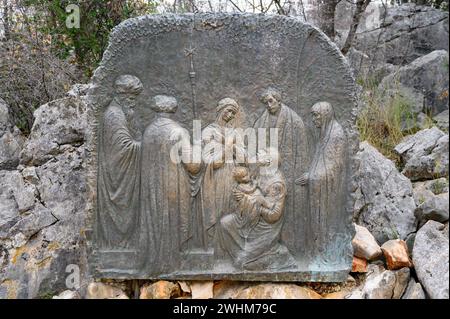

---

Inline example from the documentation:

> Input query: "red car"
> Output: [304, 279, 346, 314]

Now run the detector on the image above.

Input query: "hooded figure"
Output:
[140, 95, 199, 275]
[96, 75, 144, 273]
[253, 88, 309, 255]
[296, 101, 348, 260]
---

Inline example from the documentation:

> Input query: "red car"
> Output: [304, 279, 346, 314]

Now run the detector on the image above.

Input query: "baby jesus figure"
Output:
[232, 166, 273, 232]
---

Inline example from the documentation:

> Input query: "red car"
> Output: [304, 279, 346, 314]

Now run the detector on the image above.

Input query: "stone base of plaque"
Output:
[96, 249, 140, 276]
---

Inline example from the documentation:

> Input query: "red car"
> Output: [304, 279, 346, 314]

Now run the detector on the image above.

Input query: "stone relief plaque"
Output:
[86, 14, 359, 282]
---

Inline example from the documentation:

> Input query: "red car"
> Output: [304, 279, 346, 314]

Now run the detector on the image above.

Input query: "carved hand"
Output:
[233, 189, 244, 202]
[295, 173, 309, 186]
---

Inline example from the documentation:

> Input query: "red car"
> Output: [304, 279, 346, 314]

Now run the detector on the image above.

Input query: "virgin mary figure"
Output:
[187, 98, 244, 255]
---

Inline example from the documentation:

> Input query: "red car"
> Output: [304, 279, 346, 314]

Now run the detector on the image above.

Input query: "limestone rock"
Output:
[352, 257, 368, 273]
[19, 97, 87, 166]
[0, 93, 89, 299]
[434, 110, 449, 132]
[416, 192, 449, 224]
[413, 178, 449, 206]
[215, 283, 322, 299]
[381, 239, 412, 270]
[402, 279, 426, 299]
[190, 281, 214, 299]
[393, 268, 411, 299]
[52, 290, 81, 299]
[413, 221, 449, 299]
[395, 127, 449, 181]
[352, 4, 449, 67]
[85, 282, 128, 299]
[355, 142, 417, 244]
[361, 265, 410, 299]
[140, 281, 180, 299]
[380, 50, 449, 116]
[0, 98, 25, 170]
[352, 224, 382, 261]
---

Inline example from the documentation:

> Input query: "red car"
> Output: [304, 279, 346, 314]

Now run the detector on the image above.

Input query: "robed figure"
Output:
[253, 88, 309, 255]
[195, 98, 243, 256]
[140, 95, 200, 275]
[297, 102, 348, 262]
[97, 75, 144, 269]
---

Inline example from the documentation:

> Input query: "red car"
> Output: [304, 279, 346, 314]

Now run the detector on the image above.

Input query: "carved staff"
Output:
[185, 45, 198, 119]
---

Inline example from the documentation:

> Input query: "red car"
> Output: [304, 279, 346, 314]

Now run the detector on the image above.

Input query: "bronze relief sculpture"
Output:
[87, 14, 358, 282]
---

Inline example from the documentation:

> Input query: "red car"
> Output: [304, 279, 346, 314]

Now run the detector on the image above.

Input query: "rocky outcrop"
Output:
[354, 142, 417, 244]
[351, 4, 449, 67]
[395, 127, 449, 181]
[413, 220, 449, 299]
[0, 98, 25, 170]
[0, 90, 89, 299]
[380, 50, 449, 116]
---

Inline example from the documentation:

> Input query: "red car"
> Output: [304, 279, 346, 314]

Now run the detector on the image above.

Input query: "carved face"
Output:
[311, 110, 323, 128]
[221, 105, 238, 123]
[265, 94, 281, 115]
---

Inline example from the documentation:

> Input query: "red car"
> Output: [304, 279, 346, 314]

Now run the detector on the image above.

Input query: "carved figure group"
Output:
[96, 75, 348, 274]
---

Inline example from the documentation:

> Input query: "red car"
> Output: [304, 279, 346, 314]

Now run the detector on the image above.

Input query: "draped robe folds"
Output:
[254, 104, 309, 255]
[140, 117, 191, 275]
[308, 119, 347, 260]
[219, 170, 296, 271]
[198, 123, 237, 252]
[97, 102, 142, 254]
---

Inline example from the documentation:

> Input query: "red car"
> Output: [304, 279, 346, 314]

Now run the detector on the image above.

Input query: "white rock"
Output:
[395, 127, 449, 181]
[413, 221, 449, 299]
[355, 142, 417, 244]
[352, 224, 382, 260]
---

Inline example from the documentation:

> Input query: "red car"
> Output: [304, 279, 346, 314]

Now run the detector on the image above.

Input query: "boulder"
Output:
[215, 283, 322, 299]
[413, 221, 449, 299]
[381, 239, 412, 270]
[352, 257, 368, 273]
[190, 281, 214, 299]
[402, 279, 426, 299]
[434, 110, 449, 132]
[413, 178, 449, 206]
[354, 142, 417, 244]
[52, 290, 81, 299]
[416, 192, 449, 224]
[380, 50, 449, 116]
[394, 127, 449, 181]
[85, 282, 128, 299]
[352, 224, 382, 261]
[0, 98, 25, 170]
[352, 4, 449, 67]
[140, 281, 181, 299]
[354, 264, 410, 299]
[19, 97, 87, 166]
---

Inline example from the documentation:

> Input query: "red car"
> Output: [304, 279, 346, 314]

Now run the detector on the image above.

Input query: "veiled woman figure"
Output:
[296, 102, 348, 260]
[219, 148, 296, 271]
[194, 98, 243, 253]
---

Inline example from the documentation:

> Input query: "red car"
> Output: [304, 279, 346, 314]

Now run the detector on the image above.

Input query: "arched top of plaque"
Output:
[88, 13, 358, 130]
